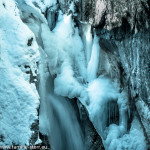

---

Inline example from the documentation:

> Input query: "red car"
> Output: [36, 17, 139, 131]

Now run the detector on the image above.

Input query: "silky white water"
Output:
[38, 54, 84, 150]
[46, 75, 84, 150]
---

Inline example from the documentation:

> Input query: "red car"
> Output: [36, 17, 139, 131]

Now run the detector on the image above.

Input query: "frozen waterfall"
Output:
[38, 9, 136, 150]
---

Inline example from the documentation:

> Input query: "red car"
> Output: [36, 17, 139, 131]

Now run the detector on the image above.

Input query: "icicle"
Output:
[82, 23, 93, 67]
[87, 31, 100, 82]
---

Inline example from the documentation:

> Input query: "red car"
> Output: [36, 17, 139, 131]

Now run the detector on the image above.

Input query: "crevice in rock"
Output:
[27, 37, 33, 46]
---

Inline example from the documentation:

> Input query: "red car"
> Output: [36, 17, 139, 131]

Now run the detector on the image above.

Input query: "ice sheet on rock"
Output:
[0, 68, 39, 146]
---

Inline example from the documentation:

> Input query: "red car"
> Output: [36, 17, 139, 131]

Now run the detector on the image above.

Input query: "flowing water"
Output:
[39, 73, 84, 150]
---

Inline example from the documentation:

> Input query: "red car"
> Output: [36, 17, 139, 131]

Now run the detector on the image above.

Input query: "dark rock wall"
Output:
[96, 23, 150, 143]
[76, 0, 150, 30]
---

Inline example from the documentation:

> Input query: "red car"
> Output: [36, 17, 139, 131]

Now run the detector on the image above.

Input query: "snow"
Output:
[0, 0, 39, 145]
[41, 23, 58, 74]
[106, 117, 146, 150]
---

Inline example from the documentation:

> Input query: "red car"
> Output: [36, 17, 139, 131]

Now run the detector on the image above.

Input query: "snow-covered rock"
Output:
[0, 0, 39, 145]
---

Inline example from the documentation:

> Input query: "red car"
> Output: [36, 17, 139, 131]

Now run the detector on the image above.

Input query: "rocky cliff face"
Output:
[76, 0, 150, 30]
[97, 23, 150, 143]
